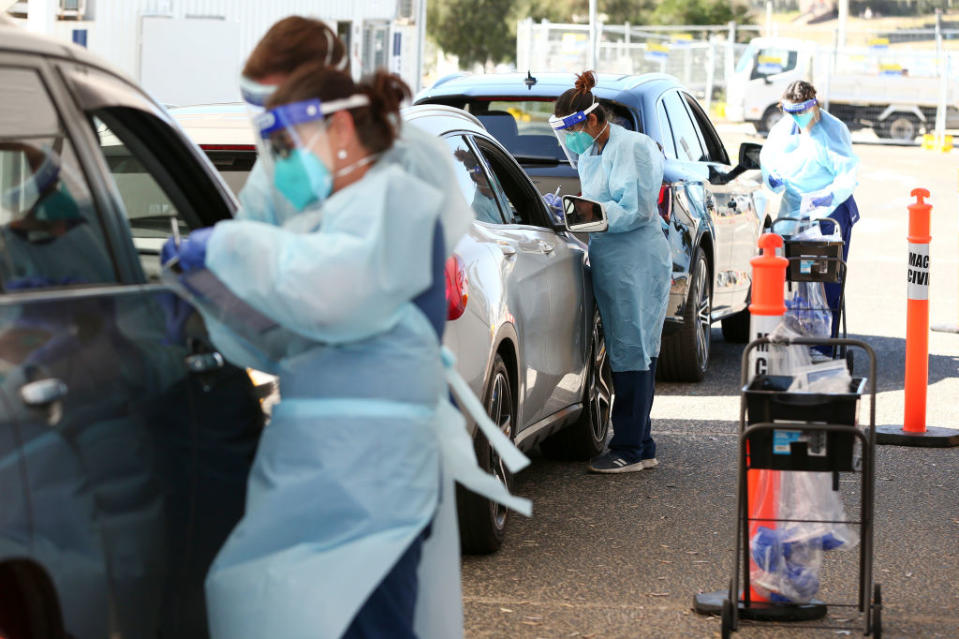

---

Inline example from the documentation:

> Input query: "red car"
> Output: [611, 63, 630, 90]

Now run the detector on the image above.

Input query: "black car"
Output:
[415, 72, 776, 382]
[0, 19, 262, 638]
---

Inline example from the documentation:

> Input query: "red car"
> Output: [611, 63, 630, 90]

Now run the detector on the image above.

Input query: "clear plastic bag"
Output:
[750, 472, 860, 603]
[784, 280, 833, 339]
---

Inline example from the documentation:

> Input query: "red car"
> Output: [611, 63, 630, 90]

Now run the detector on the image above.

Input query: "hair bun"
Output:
[574, 70, 597, 95]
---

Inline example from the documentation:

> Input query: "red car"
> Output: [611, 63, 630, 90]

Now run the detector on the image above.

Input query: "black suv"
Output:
[416, 72, 774, 381]
[0, 20, 263, 638]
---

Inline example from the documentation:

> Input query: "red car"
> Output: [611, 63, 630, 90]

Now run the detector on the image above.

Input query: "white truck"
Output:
[726, 37, 959, 141]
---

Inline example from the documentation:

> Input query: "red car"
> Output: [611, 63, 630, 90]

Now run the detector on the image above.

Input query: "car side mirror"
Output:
[563, 195, 608, 233]
[738, 142, 762, 171]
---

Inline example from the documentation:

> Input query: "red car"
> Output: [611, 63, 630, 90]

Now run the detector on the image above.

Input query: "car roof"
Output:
[169, 102, 488, 146]
[0, 17, 134, 82]
[169, 103, 257, 146]
[415, 71, 681, 109]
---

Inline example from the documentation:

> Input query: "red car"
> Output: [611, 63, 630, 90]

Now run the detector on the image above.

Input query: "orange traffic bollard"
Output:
[877, 189, 959, 447]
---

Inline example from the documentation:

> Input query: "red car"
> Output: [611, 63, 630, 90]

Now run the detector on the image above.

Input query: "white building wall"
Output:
[15, 0, 419, 104]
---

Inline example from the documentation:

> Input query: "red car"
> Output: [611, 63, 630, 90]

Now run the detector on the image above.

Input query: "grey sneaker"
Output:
[588, 451, 645, 474]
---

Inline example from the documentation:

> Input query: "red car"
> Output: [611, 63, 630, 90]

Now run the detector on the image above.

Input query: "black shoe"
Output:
[587, 451, 646, 474]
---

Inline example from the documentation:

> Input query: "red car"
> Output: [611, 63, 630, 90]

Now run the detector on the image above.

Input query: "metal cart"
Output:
[721, 337, 881, 638]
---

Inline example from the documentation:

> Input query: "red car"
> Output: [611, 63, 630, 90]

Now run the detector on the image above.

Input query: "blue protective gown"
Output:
[198, 142, 529, 639]
[759, 110, 860, 225]
[578, 124, 671, 373]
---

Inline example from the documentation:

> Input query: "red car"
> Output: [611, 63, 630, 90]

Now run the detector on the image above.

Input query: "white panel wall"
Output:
[25, 0, 416, 104]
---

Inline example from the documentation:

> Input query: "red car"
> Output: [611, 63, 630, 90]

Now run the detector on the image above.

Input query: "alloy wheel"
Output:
[485, 370, 514, 531]
[695, 262, 711, 372]
[588, 317, 613, 444]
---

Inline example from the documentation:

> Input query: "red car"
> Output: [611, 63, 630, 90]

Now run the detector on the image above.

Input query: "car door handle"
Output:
[497, 242, 517, 257]
[537, 240, 554, 254]
[20, 378, 69, 407]
[185, 351, 225, 373]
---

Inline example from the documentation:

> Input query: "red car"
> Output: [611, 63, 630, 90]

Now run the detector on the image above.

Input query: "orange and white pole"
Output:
[746, 234, 789, 603]
[878, 189, 959, 447]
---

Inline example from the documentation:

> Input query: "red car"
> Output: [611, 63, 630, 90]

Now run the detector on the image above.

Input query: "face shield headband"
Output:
[239, 75, 276, 109]
[548, 100, 600, 132]
[782, 98, 817, 114]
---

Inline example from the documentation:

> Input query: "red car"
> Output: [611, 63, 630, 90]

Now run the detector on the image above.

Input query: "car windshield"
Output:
[465, 99, 636, 165]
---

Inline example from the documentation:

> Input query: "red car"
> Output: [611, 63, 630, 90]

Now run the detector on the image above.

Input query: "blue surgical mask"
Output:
[790, 111, 815, 129]
[565, 130, 595, 155]
[274, 148, 333, 211]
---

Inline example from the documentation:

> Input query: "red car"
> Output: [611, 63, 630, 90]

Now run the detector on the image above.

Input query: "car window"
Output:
[465, 99, 638, 164]
[473, 137, 547, 228]
[0, 67, 117, 292]
[87, 110, 201, 282]
[662, 91, 706, 163]
[750, 48, 799, 79]
[656, 100, 677, 158]
[444, 135, 505, 225]
[682, 94, 730, 165]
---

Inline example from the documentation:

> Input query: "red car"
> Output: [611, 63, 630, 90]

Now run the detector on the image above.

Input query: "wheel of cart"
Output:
[720, 337, 881, 636]
[770, 217, 850, 366]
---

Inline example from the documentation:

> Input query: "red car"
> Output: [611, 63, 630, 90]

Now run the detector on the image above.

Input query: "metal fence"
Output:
[517, 19, 959, 145]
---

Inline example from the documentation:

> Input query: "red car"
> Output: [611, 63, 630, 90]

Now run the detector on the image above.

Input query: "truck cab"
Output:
[726, 37, 814, 133]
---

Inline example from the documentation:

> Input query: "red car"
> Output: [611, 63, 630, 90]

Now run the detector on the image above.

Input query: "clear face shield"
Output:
[782, 98, 818, 129]
[253, 95, 370, 211]
[548, 101, 601, 168]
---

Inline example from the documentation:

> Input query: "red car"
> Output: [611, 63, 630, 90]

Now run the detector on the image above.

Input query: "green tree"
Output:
[428, 0, 518, 67]
[649, 0, 753, 26]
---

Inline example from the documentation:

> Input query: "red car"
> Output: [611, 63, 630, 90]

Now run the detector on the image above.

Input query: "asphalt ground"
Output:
[461, 132, 959, 638]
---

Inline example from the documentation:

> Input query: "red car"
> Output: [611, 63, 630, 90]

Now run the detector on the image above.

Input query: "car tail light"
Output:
[658, 184, 672, 223]
[445, 254, 468, 321]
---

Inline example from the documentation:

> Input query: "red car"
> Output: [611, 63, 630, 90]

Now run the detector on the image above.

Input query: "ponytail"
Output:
[267, 64, 412, 154]
[555, 69, 606, 124]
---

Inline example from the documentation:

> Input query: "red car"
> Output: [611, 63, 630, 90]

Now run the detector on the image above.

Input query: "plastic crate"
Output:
[742, 375, 866, 471]
[784, 239, 844, 283]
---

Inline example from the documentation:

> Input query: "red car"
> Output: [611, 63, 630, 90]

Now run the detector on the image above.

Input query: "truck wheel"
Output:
[658, 249, 711, 382]
[758, 106, 782, 134]
[878, 113, 921, 142]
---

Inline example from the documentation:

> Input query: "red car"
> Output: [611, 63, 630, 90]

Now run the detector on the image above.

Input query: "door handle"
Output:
[185, 351, 225, 373]
[497, 242, 517, 257]
[20, 378, 69, 407]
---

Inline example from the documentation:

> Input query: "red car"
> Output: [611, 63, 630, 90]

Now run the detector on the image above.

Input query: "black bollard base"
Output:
[876, 425, 959, 447]
[694, 590, 828, 622]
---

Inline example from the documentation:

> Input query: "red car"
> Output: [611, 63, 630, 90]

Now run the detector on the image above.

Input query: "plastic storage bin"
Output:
[742, 375, 866, 471]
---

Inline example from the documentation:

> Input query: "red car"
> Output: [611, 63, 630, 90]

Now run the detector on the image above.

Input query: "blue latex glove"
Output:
[543, 192, 564, 223]
[767, 173, 784, 189]
[810, 192, 834, 208]
[162, 227, 214, 271]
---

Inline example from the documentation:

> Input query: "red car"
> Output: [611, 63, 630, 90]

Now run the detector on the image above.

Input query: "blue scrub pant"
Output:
[607, 358, 658, 463]
[819, 196, 858, 342]
[342, 527, 429, 639]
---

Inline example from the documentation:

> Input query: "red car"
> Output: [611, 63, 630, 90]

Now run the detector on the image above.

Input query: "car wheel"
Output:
[721, 292, 751, 344]
[878, 113, 920, 142]
[456, 354, 515, 554]
[658, 248, 711, 382]
[759, 105, 782, 134]
[541, 308, 613, 460]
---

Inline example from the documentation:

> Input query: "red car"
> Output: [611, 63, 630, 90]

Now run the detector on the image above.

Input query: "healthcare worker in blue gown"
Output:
[550, 71, 670, 474]
[163, 64, 530, 639]
[760, 80, 860, 340]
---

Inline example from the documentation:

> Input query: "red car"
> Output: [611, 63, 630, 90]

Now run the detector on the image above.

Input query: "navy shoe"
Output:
[587, 451, 646, 474]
